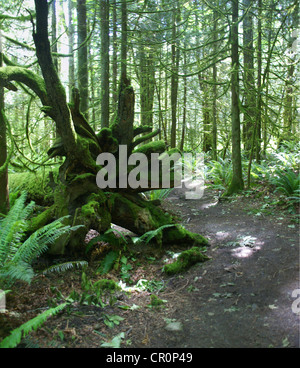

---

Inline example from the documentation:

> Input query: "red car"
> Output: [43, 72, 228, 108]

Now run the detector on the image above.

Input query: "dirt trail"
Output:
[126, 188, 299, 348]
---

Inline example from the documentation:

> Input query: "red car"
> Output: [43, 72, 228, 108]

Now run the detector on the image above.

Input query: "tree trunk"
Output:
[68, 0, 75, 102]
[226, 0, 244, 195]
[77, 0, 89, 117]
[170, 5, 180, 148]
[0, 30, 9, 215]
[112, 0, 118, 112]
[242, 0, 255, 155]
[139, 46, 155, 127]
[212, 6, 218, 161]
[100, 0, 110, 128]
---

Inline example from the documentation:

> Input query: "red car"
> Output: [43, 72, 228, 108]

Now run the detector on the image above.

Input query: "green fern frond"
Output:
[0, 193, 32, 267]
[42, 261, 88, 275]
[133, 224, 175, 245]
[0, 303, 67, 348]
[0, 192, 84, 287]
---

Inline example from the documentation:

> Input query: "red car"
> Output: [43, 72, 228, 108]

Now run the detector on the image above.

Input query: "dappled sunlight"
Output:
[215, 231, 231, 240]
[231, 236, 264, 259]
[200, 200, 219, 210]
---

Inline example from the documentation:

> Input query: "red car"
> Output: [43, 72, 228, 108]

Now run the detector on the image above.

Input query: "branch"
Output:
[0, 66, 48, 105]
[131, 129, 161, 150]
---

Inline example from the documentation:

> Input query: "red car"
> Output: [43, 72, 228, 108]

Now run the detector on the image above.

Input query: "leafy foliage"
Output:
[0, 192, 83, 287]
[0, 303, 67, 348]
[206, 158, 233, 190]
[132, 224, 175, 246]
[271, 169, 300, 197]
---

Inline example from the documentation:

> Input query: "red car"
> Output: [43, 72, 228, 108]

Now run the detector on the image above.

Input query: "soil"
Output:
[0, 187, 299, 348]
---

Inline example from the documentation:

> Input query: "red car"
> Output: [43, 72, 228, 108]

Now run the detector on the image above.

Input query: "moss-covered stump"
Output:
[163, 247, 210, 275]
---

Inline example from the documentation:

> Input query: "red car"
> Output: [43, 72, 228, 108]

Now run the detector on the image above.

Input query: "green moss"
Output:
[27, 206, 55, 233]
[133, 140, 166, 157]
[93, 279, 121, 292]
[8, 168, 58, 206]
[76, 136, 98, 170]
[163, 247, 209, 275]
[79, 193, 111, 233]
[70, 173, 95, 184]
[163, 224, 209, 246]
[150, 294, 165, 306]
[81, 193, 106, 217]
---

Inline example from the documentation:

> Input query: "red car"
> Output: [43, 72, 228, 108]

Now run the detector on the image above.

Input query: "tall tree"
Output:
[139, 46, 155, 127]
[242, 0, 255, 154]
[77, 0, 89, 116]
[0, 29, 9, 214]
[226, 0, 244, 195]
[170, 4, 180, 148]
[100, 0, 110, 128]
[68, 0, 75, 102]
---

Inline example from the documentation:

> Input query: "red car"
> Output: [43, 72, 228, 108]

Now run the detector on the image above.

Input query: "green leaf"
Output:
[101, 332, 125, 348]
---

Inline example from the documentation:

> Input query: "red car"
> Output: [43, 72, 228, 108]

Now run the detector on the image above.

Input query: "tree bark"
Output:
[100, 0, 110, 128]
[77, 0, 89, 117]
[242, 0, 255, 155]
[170, 5, 180, 149]
[226, 0, 244, 195]
[68, 0, 75, 102]
[0, 30, 9, 215]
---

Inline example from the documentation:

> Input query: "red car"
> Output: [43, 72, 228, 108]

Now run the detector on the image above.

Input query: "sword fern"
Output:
[0, 192, 83, 287]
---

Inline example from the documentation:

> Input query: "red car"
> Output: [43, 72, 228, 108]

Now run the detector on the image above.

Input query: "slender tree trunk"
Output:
[170, 5, 180, 148]
[256, 0, 262, 161]
[68, 0, 75, 102]
[283, 0, 299, 139]
[112, 0, 118, 112]
[0, 30, 9, 214]
[77, 0, 89, 117]
[139, 47, 155, 127]
[180, 50, 187, 152]
[226, 0, 244, 195]
[100, 0, 110, 128]
[212, 7, 218, 161]
[199, 73, 212, 153]
[121, 0, 127, 79]
[242, 0, 255, 155]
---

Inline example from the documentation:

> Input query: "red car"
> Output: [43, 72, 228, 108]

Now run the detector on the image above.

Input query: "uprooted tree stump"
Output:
[0, 0, 208, 255]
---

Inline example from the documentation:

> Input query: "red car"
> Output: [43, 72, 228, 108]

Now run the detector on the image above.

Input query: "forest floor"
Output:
[1, 187, 299, 348]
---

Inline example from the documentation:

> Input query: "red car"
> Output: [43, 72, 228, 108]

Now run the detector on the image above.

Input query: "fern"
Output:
[271, 170, 300, 197]
[97, 250, 119, 275]
[0, 303, 67, 348]
[207, 158, 233, 190]
[0, 192, 83, 287]
[42, 261, 88, 275]
[132, 224, 175, 246]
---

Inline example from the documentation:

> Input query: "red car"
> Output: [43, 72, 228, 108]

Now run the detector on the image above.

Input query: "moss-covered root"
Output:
[27, 205, 55, 234]
[163, 247, 210, 275]
[162, 224, 209, 247]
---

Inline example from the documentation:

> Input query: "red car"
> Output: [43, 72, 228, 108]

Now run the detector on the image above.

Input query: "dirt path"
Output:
[124, 188, 299, 348]
[1, 188, 299, 348]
